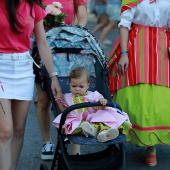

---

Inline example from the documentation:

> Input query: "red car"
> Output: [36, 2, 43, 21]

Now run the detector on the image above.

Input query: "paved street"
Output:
[17, 18, 170, 170]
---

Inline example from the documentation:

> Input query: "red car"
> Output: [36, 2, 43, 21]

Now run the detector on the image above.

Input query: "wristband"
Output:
[49, 71, 58, 78]
[121, 50, 128, 55]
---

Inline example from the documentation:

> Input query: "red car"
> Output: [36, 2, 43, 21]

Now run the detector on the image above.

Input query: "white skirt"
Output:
[0, 51, 35, 101]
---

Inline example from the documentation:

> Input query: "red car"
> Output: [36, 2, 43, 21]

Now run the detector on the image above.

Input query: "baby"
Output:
[53, 67, 129, 142]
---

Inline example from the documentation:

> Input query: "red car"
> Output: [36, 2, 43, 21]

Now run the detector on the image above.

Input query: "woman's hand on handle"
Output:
[51, 76, 62, 100]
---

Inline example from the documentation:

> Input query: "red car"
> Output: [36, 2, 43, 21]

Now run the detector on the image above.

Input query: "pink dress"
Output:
[53, 91, 129, 134]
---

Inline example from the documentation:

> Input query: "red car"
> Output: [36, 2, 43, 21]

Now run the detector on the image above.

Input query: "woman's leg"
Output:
[11, 100, 30, 170]
[35, 83, 55, 160]
[35, 83, 51, 143]
[98, 20, 118, 43]
[92, 14, 109, 34]
[146, 145, 157, 166]
[0, 99, 13, 170]
[71, 144, 80, 155]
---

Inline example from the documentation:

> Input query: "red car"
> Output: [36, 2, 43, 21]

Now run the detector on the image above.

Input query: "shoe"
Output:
[41, 142, 55, 160]
[97, 128, 119, 143]
[103, 39, 112, 45]
[81, 122, 98, 137]
[145, 147, 157, 166]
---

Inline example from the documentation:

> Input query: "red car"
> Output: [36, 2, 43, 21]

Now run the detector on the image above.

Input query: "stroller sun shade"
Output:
[39, 25, 108, 77]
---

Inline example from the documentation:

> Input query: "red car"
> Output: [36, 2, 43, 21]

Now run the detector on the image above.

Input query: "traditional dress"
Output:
[53, 91, 130, 134]
[107, 0, 170, 146]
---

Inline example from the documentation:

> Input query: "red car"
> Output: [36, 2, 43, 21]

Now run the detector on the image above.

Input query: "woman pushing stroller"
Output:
[53, 67, 131, 143]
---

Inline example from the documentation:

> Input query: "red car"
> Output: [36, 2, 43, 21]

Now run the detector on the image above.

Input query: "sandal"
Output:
[145, 147, 157, 166]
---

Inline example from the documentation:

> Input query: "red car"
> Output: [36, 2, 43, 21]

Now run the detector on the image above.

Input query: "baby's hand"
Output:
[99, 98, 107, 106]
[54, 93, 62, 103]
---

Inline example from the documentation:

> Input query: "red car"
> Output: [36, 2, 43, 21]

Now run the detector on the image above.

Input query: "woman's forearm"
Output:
[76, 5, 88, 26]
[120, 26, 129, 52]
[34, 21, 55, 75]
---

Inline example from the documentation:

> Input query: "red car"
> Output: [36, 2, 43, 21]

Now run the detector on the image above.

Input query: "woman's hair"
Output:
[73, 0, 78, 15]
[69, 67, 90, 84]
[6, 0, 42, 33]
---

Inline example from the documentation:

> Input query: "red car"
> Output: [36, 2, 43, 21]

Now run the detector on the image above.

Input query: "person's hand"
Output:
[54, 93, 64, 106]
[51, 76, 62, 100]
[99, 98, 107, 106]
[117, 54, 129, 76]
[54, 93, 62, 103]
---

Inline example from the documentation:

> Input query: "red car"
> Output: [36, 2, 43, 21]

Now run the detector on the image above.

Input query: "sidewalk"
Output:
[17, 20, 170, 170]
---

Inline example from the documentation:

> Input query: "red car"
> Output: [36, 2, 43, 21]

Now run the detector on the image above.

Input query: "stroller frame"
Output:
[31, 25, 127, 170]
[40, 60, 126, 170]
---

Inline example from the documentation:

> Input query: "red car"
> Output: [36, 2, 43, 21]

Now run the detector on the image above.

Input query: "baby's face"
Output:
[70, 76, 89, 97]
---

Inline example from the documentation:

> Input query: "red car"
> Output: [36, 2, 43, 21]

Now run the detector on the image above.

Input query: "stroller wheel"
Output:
[40, 163, 48, 170]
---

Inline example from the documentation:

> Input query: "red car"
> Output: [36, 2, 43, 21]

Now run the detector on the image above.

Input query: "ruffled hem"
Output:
[126, 129, 170, 146]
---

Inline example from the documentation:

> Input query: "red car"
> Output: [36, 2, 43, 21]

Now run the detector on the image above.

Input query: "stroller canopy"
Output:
[44, 25, 108, 70]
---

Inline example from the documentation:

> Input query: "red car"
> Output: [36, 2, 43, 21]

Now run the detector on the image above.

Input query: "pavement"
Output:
[17, 16, 170, 170]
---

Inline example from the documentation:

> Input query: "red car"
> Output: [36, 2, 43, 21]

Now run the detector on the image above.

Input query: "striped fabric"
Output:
[121, 0, 156, 13]
[107, 24, 170, 95]
[149, 0, 156, 3]
[121, 0, 143, 13]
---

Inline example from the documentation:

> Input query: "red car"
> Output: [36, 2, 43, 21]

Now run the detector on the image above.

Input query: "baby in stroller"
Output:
[53, 67, 130, 143]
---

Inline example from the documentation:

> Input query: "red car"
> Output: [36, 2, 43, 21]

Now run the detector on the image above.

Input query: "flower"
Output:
[45, 4, 62, 15]
[52, 2, 63, 9]
[43, 2, 67, 29]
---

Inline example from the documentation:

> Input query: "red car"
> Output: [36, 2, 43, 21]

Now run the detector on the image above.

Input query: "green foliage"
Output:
[43, 13, 67, 29]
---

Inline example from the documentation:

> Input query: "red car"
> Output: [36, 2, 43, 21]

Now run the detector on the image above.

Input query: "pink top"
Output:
[0, 0, 46, 53]
[43, 0, 88, 24]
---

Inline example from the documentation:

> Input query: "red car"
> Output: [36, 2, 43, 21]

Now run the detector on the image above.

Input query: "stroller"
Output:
[32, 25, 126, 170]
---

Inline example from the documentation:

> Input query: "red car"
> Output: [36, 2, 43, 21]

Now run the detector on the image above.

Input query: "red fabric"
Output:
[149, 0, 156, 3]
[107, 24, 170, 95]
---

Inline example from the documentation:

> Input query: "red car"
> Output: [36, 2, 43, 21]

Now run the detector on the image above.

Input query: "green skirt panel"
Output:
[113, 84, 170, 146]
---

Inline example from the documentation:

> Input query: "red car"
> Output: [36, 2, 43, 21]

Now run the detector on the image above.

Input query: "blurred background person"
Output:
[91, 0, 109, 37]
[98, 0, 122, 49]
